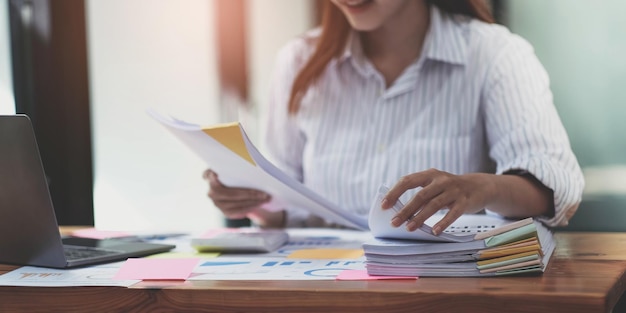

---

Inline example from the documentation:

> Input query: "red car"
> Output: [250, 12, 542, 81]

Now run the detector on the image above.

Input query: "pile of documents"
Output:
[364, 217, 554, 277]
[363, 185, 556, 277]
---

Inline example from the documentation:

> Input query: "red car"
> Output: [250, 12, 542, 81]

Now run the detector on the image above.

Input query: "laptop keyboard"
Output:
[63, 246, 121, 261]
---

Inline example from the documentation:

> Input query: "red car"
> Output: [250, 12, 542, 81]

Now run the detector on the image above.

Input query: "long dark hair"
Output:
[287, 0, 494, 114]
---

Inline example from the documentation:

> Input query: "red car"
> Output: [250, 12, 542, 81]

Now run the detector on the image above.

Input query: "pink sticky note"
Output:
[71, 228, 132, 239]
[335, 270, 418, 281]
[113, 258, 200, 281]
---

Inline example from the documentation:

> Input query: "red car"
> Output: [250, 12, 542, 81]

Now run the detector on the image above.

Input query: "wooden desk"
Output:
[1, 232, 625, 313]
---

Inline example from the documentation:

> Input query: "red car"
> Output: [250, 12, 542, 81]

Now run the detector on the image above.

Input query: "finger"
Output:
[212, 198, 270, 218]
[383, 169, 438, 209]
[206, 170, 225, 188]
[431, 205, 464, 235]
[405, 192, 452, 231]
[206, 171, 269, 202]
[208, 185, 269, 202]
[202, 169, 212, 180]
[390, 183, 443, 227]
[212, 197, 270, 210]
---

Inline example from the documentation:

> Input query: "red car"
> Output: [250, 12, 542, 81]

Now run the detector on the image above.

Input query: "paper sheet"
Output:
[0, 264, 138, 287]
[369, 185, 514, 242]
[148, 109, 368, 230]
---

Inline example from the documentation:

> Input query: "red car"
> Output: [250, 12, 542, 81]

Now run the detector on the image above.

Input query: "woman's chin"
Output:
[346, 19, 383, 32]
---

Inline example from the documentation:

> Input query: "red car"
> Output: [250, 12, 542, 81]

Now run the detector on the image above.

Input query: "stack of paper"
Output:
[364, 186, 556, 277]
[148, 109, 368, 230]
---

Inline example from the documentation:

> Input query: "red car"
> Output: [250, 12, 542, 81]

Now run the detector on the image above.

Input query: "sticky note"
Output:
[287, 248, 364, 259]
[113, 258, 200, 280]
[335, 270, 418, 281]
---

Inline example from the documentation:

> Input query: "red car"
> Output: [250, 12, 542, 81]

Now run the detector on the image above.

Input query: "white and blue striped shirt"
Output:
[263, 5, 584, 228]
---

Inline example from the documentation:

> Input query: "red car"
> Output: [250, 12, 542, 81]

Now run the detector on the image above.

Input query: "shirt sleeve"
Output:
[481, 35, 585, 227]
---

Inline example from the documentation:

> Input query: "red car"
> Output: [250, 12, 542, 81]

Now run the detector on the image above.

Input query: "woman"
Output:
[205, 0, 584, 235]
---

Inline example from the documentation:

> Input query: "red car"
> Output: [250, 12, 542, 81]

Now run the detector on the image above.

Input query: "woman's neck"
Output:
[361, 1, 430, 87]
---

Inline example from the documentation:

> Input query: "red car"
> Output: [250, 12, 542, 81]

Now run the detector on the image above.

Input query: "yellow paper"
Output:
[477, 251, 539, 266]
[478, 243, 541, 260]
[287, 249, 364, 259]
[202, 123, 256, 166]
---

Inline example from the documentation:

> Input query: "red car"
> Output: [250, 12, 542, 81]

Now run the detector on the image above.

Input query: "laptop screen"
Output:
[0, 115, 174, 268]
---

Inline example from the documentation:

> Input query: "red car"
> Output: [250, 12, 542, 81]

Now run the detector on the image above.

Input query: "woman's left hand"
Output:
[382, 169, 496, 235]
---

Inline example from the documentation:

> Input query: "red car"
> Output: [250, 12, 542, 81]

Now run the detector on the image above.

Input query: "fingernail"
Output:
[406, 221, 416, 231]
[391, 216, 402, 227]
[432, 225, 442, 235]
[380, 198, 388, 209]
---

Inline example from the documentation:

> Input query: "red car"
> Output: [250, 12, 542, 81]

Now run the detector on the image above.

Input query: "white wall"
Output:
[86, 0, 314, 233]
[247, 0, 314, 147]
[506, 0, 626, 195]
[507, 0, 626, 168]
[0, 0, 15, 114]
[86, 0, 221, 232]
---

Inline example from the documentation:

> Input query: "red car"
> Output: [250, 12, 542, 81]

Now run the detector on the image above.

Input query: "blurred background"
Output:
[501, 0, 626, 231]
[0, 0, 624, 233]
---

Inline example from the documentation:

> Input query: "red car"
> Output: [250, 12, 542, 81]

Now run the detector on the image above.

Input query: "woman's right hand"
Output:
[203, 169, 285, 227]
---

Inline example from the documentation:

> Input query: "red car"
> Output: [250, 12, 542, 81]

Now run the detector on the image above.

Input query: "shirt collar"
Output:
[338, 4, 469, 68]
[422, 5, 469, 65]
[338, 31, 373, 77]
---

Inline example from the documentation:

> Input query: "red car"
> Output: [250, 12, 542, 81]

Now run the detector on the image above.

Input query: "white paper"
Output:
[190, 257, 366, 280]
[189, 228, 371, 280]
[368, 185, 512, 242]
[0, 263, 138, 287]
[148, 109, 368, 230]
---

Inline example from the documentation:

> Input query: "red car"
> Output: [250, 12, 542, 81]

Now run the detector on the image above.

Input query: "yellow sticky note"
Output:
[202, 123, 256, 166]
[287, 249, 364, 259]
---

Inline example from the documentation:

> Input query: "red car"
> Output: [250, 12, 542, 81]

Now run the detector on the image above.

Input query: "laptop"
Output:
[0, 114, 175, 268]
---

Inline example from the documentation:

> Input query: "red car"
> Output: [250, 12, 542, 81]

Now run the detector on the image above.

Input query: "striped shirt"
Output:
[263, 5, 584, 228]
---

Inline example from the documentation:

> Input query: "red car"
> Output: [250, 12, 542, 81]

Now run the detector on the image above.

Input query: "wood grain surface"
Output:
[1, 232, 625, 313]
